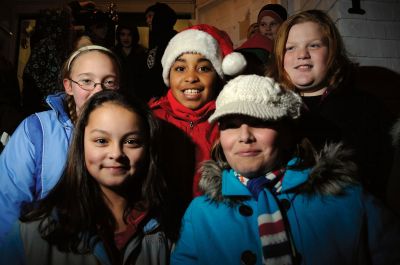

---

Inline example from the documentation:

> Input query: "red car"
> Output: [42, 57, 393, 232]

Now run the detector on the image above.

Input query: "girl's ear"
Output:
[63, 79, 73, 95]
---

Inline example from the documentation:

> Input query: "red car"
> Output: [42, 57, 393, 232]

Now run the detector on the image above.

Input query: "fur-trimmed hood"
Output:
[199, 143, 358, 203]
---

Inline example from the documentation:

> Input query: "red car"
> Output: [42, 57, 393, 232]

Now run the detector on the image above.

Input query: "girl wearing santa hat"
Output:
[149, 24, 246, 240]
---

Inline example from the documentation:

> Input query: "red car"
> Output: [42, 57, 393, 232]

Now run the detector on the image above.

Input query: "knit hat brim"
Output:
[208, 75, 302, 124]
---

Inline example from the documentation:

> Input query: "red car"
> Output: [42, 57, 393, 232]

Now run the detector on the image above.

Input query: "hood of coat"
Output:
[199, 143, 358, 203]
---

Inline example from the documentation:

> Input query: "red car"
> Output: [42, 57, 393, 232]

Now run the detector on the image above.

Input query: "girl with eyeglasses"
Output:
[0, 45, 121, 242]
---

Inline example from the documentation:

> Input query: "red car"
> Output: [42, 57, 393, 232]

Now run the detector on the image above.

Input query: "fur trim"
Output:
[199, 143, 358, 202]
[390, 117, 400, 146]
[300, 143, 358, 195]
[161, 29, 223, 86]
[199, 160, 225, 202]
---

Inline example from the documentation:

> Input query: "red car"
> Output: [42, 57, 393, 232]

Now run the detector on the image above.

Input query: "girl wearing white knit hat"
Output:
[171, 74, 400, 265]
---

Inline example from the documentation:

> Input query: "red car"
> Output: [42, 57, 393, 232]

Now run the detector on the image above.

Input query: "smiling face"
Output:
[84, 102, 147, 193]
[259, 15, 281, 40]
[169, 53, 218, 110]
[283, 21, 329, 96]
[219, 115, 280, 178]
[63, 51, 119, 114]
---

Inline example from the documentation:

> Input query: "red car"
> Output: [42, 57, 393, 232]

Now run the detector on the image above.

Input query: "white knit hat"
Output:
[208, 75, 302, 123]
[161, 24, 247, 86]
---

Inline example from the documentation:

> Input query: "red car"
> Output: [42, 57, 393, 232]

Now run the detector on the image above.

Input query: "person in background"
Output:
[0, 45, 121, 242]
[149, 24, 246, 240]
[0, 90, 170, 264]
[257, 3, 287, 41]
[142, 2, 178, 102]
[22, 7, 74, 115]
[171, 74, 400, 265]
[113, 24, 147, 97]
[270, 9, 393, 200]
[74, 10, 112, 49]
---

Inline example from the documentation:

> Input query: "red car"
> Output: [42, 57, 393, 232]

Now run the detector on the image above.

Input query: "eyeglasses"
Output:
[68, 78, 119, 91]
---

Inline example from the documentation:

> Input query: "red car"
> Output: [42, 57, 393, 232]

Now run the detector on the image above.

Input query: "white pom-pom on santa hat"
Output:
[222, 52, 247, 76]
[161, 24, 246, 86]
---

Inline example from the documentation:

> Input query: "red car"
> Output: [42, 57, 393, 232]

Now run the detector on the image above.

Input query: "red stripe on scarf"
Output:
[259, 218, 286, 235]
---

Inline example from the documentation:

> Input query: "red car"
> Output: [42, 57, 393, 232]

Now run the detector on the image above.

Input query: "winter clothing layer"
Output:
[149, 90, 218, 239]
[0, 216, 170, 265]
[0, 92, 73, 242]
[171, 144, 400, 265]
[300, 84, 394, 200]
[150, 90, 218, 197]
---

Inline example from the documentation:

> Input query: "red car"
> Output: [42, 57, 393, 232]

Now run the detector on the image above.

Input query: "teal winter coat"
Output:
[171, 144, 400, 265]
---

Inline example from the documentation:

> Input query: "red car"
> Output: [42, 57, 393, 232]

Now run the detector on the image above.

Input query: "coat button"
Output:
[239, 204, 253, 216]
[241, 250, 256, 265]
[280, 198, 291, 211]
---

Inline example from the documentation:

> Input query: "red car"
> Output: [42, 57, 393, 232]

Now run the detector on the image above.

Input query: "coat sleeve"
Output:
[0, 116, 38, 243]
[0, 221, 26, 265]
[363, 191, 400, 265]
[170, 203, 199, 265]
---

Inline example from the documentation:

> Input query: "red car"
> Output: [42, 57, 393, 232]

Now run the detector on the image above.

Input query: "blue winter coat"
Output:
[171, 144, 400, 265]
[0, 92, 73, 242]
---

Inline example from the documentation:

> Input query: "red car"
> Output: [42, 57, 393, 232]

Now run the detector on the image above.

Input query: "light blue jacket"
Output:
[171, 145, 400, 265]
[0, 92, 73, 242]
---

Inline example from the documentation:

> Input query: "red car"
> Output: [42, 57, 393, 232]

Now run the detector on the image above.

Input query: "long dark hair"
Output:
[21, 90, 165, 256]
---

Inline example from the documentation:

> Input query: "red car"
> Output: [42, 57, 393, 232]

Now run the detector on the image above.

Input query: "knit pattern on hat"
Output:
[208, 75, 302, 123]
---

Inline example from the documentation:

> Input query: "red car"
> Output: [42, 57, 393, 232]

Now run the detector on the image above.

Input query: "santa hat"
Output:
[237, 32, 274, 53]
[161, 24, 247, 86]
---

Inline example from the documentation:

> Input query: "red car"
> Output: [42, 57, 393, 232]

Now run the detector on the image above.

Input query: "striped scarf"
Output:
[236, 169, 293, 265]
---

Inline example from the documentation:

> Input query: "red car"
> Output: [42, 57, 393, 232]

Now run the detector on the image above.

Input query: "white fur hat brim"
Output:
[161, 29, 223, 87]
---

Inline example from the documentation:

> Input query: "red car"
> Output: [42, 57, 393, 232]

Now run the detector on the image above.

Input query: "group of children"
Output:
[0, 7, 399, 265]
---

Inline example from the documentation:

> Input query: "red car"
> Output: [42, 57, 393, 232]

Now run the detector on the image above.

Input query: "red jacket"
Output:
[149, 90, 219, 198]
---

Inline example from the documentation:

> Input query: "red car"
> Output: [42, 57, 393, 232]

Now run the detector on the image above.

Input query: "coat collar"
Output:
[149, 90, 216, 123]
[200, 143, 358, 203]
[221, 163, 312, 197]
[46, 92, 73, 127]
